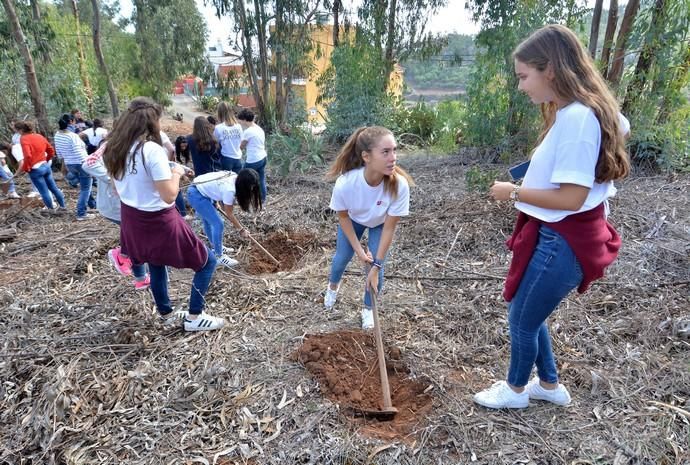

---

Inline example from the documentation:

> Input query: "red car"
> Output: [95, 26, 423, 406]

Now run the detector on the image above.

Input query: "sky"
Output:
[117, 0, 481, 50]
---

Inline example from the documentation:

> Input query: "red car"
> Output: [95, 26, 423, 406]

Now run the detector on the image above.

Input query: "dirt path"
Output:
[167, 94, 209, 125]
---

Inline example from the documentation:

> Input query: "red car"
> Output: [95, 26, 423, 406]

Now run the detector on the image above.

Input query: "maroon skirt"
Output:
[120, 202, 208, 271]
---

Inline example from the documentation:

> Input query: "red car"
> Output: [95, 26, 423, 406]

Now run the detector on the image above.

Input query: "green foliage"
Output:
[318, 39, 397, 141]
[392, 99, 466, 153]
[266, 126, 324, 175]
[464, 165, 501, 192]
[403, 34, 475, 90]
[200, 95, 220, 113]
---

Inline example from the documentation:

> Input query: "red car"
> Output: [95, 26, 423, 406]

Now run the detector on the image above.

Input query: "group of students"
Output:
[6, 25, 633, 410]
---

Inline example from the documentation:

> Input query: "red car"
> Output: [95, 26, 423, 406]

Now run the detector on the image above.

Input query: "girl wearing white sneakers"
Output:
[103, 97, 224, 332]
[324, 126, 412, 329]
[187, 168, 262, 268]
[474, 25, 630, 409]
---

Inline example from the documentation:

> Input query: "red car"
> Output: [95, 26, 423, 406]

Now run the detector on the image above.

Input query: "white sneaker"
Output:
[184, 312, 225, 331]
[473, 381, 529, 409]
[76, 213, 97, 221]
[27, 191, 40, 198]
[526, 377, 572, 406]
[361, 307, 374, 330]
[222, 246, 235, 255]
[218, 254, 239, 268]
[324, 287, 338, 309]
[7, 192, 19, 199]
[159, 310, 188, 327]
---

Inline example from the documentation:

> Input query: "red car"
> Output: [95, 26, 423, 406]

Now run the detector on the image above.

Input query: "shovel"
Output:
[364, 281, 398, 420]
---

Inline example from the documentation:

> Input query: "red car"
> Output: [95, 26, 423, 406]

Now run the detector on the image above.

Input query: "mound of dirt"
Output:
[244, 229, 317, 274]
[294, 330, 433, 441]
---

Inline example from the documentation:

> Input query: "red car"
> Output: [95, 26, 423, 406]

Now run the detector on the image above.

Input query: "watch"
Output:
[509, 185, 521, 202]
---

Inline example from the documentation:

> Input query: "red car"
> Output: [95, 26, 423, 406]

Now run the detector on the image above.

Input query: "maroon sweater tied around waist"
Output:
[503, 203, 621, 302]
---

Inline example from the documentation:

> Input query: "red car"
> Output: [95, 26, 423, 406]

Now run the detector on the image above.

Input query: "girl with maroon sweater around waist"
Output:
[103, 97, 224, 332]
[474, 24, 631, 409]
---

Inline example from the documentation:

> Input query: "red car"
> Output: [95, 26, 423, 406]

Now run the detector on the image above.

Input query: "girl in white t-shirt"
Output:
[473, 25, 631, 410]
[187, 169, 262, 268]
[215, 102, 244, 174]
[324, 126, 413, 330]
[103, 97, 224, 332]
[237, 109, 268, 201]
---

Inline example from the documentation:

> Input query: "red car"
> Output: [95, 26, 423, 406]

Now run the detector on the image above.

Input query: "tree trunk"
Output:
[236, 0, 264, 118]
[254, 0, 271, 122]
[91, 0, 119, 118]
[622, 0, 666, 115]
[608, 0, 640, 87]
[588, 0, 603, 58]
[274, 0, 285, 128]
[600, 0, 618, 77]
[70, 0, 94, 117]
[29, 0, 51, 64]
[133, 0, 152, 82]
[383, 0, 397, 91]
[332, 0, 340, 46]
[2, 0, 50, 135]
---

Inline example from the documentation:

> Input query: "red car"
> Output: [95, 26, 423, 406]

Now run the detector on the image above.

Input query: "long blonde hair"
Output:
[514, 24, 630, 182]
[217, 101, 238, 125]
[327, 126, 414, 199]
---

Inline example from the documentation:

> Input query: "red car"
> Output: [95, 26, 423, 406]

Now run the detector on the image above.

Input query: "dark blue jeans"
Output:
[28, 163, 65, 209]
[329, 219, 385, 308]
[244, 157, 266, 201]
[507, 225, 583, 387]
[175, 191, 187, 216]
[66, 164, 96, 216]
[149, 247, 217, 315]
[221, 156, 243, 173]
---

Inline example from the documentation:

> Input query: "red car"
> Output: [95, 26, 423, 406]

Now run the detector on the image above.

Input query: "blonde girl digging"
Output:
[324, 126, 413, 329]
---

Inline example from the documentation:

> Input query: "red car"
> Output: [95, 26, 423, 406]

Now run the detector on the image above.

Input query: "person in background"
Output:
[82, 118, 108, 154]
[214, 102, 243, 174]
[0, 148, 20, 199]
[175, 136, 191, 166]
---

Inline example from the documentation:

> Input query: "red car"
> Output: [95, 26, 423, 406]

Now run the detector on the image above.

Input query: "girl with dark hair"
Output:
[187, 168, 262, 268]
[188, 116, 222, 176]
[103, 97, 224, 332]
[82, 118, 108, 154]
[14, 121, 66, 210]
[237, 109, 267, 201]
[215, 102, 243, 174]
[175, 136, 191, 165]
[324, 126, 413, 329]
[474, 24, 631, 409]
[55, 113, 97, 220]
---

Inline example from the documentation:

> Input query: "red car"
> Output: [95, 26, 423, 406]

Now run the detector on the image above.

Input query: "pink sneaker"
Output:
[133, 274, 150, 291]
[108, 247, 133, 276]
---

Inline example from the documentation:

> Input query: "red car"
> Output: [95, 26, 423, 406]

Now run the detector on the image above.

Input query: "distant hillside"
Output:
[402, 33, 475, 93]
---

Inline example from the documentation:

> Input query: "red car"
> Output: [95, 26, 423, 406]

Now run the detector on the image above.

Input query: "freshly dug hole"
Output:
[243, 229, 317, 274]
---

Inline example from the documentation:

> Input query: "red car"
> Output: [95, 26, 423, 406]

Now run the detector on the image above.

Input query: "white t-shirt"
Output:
[214, 123, 243, 159]
[329, 167, 410, 228]
[241, 124, 267, 164]
[194, 171, 237, 205]
[11, 144, 24, 163]
[83, 127, 108, 147]
[113, 141, 173, 212]
[516, 102, 630, 222]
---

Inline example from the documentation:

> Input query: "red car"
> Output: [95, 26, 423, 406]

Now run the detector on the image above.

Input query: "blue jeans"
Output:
[244, 157, 266, 201]
[221, 156, 243, 173]
[66, 164, 95, 217]
[28, 163, 65, 209]
[107, 218, 147, 279]
[175, 191, 187, 216]
[149, 247, 217, 315]
[64, 168, 79, 188]
[187, 185, 224, 256]
[507, 225, 583, 387]
[0, 167, 16, 193]
[329, 219, 385, 308]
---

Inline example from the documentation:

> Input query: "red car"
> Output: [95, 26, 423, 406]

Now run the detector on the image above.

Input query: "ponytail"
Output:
[327, 126, 414, 200]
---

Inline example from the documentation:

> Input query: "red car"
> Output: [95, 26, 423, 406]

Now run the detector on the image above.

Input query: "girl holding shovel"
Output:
[187, 169, 263, 269]
[324, 126, 413, 330]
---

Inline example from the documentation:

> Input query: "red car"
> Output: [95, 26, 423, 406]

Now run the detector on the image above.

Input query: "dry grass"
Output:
[0, 148, 688, 465]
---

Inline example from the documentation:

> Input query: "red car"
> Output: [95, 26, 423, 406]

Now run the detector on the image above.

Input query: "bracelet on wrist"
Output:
[372, 258, 383, 269]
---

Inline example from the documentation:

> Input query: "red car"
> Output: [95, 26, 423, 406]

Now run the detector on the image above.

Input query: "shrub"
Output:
[267, 126, 325, 175]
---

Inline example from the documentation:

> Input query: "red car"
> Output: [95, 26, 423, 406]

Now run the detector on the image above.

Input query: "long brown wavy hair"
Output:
[192, 116, 218, 152]
[327, 126, 414, 199]
[514, 24, 630, 182]
[103, 97, 163, 181]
